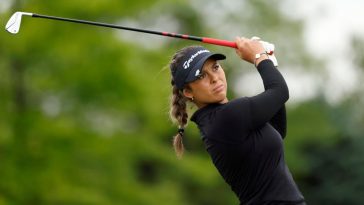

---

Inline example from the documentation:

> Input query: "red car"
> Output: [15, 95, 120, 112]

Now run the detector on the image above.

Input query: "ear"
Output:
[182, 87, 193, 99]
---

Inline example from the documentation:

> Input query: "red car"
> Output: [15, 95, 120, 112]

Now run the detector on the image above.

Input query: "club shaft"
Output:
[32, 13, 237, 48]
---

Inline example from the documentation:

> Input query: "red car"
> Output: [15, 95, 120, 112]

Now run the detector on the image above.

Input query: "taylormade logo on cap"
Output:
[183, 49, 210, 69]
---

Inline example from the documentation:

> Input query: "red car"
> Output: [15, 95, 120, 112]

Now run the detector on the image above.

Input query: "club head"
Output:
[5, 12, 33, 34]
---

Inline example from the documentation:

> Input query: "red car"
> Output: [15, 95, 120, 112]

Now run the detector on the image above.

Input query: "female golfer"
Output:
[168, 37, 305, 204]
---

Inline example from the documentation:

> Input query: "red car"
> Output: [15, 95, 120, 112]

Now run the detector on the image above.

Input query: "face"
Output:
[183, 58, 228, 108]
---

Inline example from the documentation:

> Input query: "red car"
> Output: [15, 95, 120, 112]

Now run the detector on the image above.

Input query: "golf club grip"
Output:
[202, 37, 237, 48]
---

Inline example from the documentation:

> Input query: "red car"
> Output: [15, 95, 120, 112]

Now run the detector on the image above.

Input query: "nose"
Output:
[210, 72, 218, 84]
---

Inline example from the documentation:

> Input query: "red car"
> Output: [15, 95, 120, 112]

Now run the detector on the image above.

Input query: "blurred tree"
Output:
[0, 0, 237, 204]
[285, 36, 364, 204]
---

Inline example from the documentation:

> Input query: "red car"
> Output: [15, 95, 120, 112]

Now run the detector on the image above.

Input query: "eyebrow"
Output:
[201, 61, 219, 73]
[210, 62, 219, 69]
[214, 62, 219, 66]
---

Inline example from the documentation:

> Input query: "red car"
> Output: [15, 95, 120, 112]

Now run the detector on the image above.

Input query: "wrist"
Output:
[254, 52, 269, 67]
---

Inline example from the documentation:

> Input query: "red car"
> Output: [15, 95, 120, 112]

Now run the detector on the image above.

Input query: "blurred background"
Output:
[1, 0, 363, 204]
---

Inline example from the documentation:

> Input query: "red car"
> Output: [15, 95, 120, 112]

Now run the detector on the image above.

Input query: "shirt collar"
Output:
[190, 103, 223, 123]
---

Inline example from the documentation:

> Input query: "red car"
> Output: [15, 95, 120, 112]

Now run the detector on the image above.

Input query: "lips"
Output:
[213, 84, 224, 93]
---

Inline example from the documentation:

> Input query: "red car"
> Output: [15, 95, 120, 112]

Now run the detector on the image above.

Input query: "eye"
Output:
[213, 64, 220, 71]
[197, 72, 206, 80]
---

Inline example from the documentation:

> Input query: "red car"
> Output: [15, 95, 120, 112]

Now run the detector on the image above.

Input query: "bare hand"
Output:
[235, 37, 266, 64]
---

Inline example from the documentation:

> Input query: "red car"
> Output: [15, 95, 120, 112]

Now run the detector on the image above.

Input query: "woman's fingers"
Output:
[234, 36, 278, 66]
[235, 36, 265, 63]
[235, 37, 245, 59]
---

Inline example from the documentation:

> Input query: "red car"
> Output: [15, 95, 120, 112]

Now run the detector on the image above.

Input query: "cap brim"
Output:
[185, 53, 226, 83]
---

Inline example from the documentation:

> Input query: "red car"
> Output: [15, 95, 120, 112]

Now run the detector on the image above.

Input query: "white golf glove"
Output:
[251, 36, 278, 67]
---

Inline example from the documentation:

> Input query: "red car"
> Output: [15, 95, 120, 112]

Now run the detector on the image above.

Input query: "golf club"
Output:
[5, 11, 238, 48]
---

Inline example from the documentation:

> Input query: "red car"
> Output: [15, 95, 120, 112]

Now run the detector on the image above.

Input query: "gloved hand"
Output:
[251, 36, 278, 67]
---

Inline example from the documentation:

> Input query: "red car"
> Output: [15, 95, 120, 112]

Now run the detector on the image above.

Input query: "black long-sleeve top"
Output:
[190, 60, 305, 205]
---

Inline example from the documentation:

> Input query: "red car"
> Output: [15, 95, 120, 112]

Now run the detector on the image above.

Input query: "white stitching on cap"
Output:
[183, 49, 209, 69]
[195, 69, 200, 77]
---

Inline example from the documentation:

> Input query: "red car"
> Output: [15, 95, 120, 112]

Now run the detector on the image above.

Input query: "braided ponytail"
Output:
[170, 85, 188, 159]
[169, 46, 199, 159]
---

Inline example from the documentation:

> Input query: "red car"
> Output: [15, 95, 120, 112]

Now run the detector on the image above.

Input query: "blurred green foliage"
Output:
[0, 0, 363, 204]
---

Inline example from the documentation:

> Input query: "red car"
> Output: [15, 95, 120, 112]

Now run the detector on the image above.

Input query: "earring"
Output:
[191, 97, 194, 101]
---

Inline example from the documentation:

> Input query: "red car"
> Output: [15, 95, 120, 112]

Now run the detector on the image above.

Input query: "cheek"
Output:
[220, 70, 227, 80]
[220, 72, 227, 87]
[191, 81, 211, 98]
[193, 79, 209, 90]
[197, 82, 211, 96]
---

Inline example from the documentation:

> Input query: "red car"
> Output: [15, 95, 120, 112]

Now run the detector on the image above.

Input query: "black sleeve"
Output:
[247, 59, 289, 130]
[269, 105, 287, 139]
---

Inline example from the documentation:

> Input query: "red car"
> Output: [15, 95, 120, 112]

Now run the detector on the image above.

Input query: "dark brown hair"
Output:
[169, 46, 199, 159]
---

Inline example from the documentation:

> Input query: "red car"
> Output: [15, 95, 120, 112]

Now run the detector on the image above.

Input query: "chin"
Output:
[213, 93, 227, 103]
